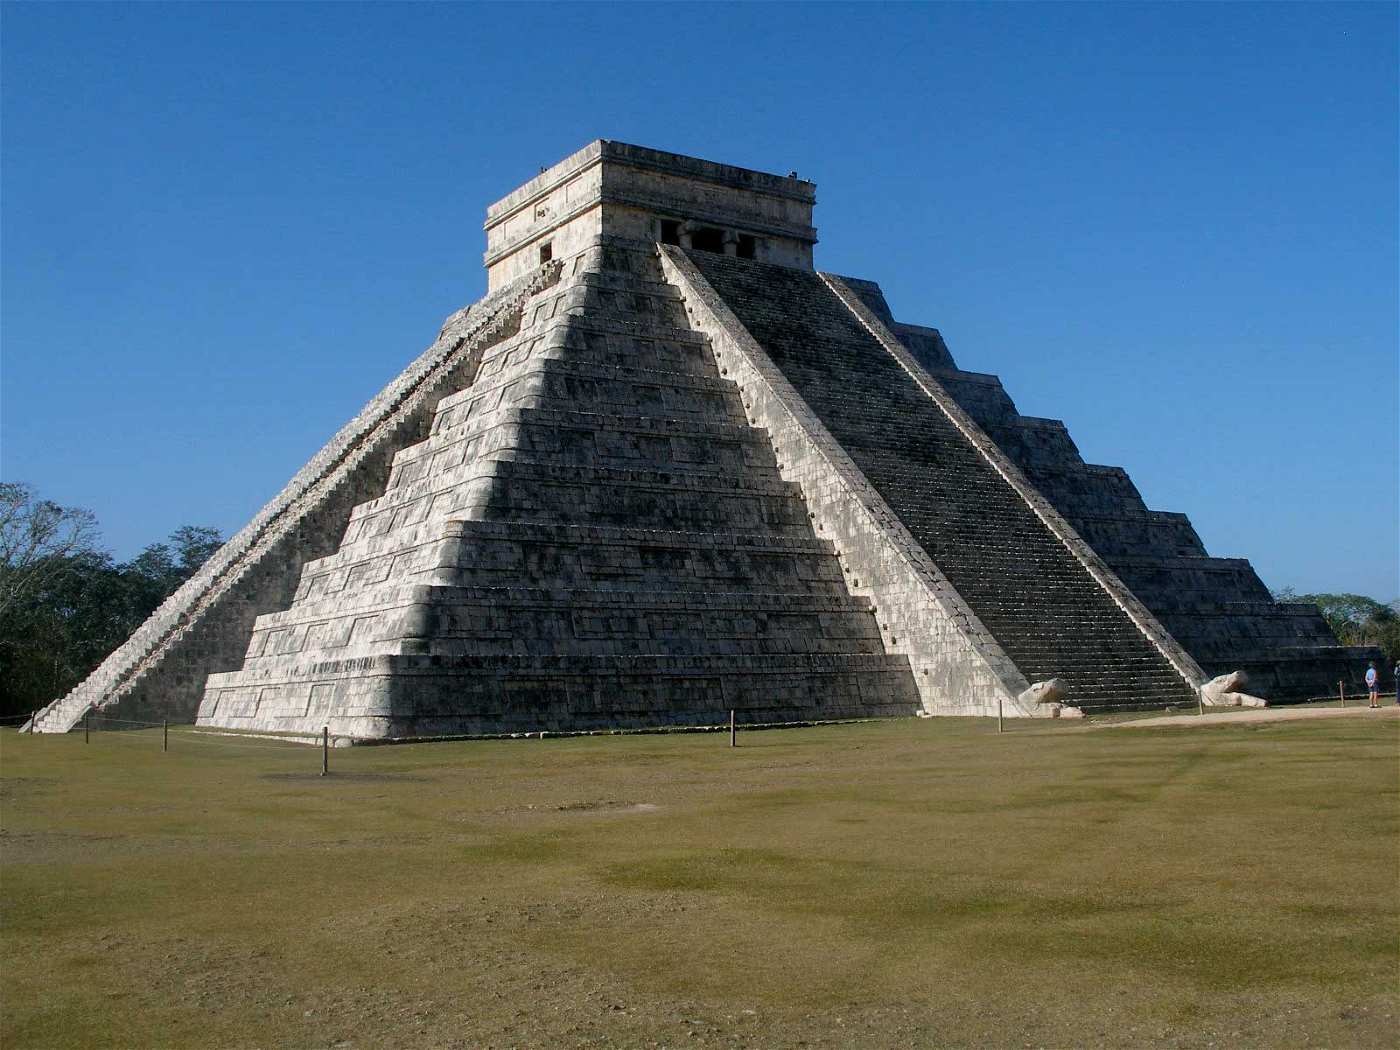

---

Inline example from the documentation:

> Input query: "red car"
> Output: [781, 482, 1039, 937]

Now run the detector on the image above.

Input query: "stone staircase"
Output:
[869, 297, 1380, 702]
[686, 252, 1199, 712]
[197, 242, 919, 738]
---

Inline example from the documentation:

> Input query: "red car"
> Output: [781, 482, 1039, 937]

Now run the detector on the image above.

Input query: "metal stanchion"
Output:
[729, 709, 736, 748]
[1338, 680, 1346, 708]
[321, 726, 329, 776]
[84, 713, 90, 744]
[163, 719, 168, 752]
[997, 694, 1004, 733]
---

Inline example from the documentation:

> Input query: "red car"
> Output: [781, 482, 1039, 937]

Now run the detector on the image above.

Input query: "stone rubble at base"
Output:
[27, 140, 1380, 739]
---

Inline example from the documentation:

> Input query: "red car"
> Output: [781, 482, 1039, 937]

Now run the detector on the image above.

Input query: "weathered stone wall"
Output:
[485, 141, 817, 290]
[659, 246, 1037, 717]
[198, 238, 919, 739]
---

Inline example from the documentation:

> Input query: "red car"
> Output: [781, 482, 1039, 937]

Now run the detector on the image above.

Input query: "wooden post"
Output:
[997, 694, 1004, 733]
[1338, 680, 1346, 708]
[321, 726, 329, 776]
[163, 719, 168, 752]
[84, 713, 90, 744]
[729, 709, 736, 748]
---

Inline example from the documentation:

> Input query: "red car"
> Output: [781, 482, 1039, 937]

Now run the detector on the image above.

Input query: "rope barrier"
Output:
[82, 729, 313, 753]
[68, 718, 316, 751]
[163, 732, 315, 751]
[75, 726, 162, 739]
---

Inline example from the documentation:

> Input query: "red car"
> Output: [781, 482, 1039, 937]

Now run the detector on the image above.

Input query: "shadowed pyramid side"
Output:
[671, 247, 1203, 714]
[839, 278, 1383, 701]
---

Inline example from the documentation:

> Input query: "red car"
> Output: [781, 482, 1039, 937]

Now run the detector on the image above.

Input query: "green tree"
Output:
[0, 483, 224, 719]
[0, 482, 99, 617]
[1274, 589, 1400, 665]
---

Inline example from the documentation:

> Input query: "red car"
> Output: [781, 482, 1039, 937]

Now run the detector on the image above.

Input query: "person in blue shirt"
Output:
[1365, 662, 1379, 708]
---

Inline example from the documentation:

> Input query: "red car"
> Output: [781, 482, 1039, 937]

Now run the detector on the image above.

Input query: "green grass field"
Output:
[2, 714, 1396, 1049]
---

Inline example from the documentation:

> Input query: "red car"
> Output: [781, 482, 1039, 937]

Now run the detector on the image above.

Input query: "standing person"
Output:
[1364, 662, 1379, 708]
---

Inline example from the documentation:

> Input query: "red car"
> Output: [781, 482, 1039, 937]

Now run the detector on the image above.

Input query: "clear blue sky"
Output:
[3, 2, 1395, 599]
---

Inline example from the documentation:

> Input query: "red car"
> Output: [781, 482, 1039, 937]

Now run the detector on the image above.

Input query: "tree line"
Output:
[1272, 589, 1400, 666]
[0, 482, 223, 720]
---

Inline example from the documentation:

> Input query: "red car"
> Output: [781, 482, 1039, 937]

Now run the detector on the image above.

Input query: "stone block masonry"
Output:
[658, 246, 1037, 717]
[672, 248, 1202, 713]
[195, 237, 919, 738]
[28, 139, 1375, 735]
[833, 272, 1379, 700]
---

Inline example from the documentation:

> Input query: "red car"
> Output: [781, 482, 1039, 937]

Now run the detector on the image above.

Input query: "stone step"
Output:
[420, 380, 744, 450]
[386, 410, 780, 491]
[212, 649, 917, 688]
[1002, 638, 1187, 655]
[424, 354, 739, 443]
[528, 310, 715, 349]
[241, 629, 888, 670]
[202, 651, 922, 738]
[948, 611, 1154, 632]
[434, 523, 850, 595]
[493, 338, 718, 381]
[551, 272, 689, 315]
[493, 372, 746, 428]
[364, 458, 802, 523]
[526, 326, 722, 376]
[1005, 652, 1184, 671]
[293, 519, 851, 604]
[688, 252, 1199, 708]
[307, 517, 841, 574]
[251, 584, 878, 633]
[563, 268, 686, 300]
[464, 353, 744, 404]
[513, 406, 777, 457]
[335, 462, 816, 559]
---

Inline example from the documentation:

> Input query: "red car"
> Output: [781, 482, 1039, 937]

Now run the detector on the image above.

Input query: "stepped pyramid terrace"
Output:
[26, 141, 1380, 739]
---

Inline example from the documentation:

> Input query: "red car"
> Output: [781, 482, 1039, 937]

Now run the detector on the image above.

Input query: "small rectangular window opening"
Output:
[737, 235, 757, 260]
[660, 220, 681, 246]
[691, 227, 725, 254]
[538, 242, 553, 264]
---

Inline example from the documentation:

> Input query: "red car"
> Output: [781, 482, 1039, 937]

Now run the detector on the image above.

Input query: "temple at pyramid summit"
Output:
[27, 141, 1379, 738]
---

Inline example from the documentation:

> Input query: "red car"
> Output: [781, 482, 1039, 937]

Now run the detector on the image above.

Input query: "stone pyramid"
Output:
[28, 141, 1377, 739]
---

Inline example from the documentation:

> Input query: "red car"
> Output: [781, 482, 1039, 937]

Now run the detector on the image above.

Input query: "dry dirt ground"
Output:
[2, 714, 1396, 1049]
